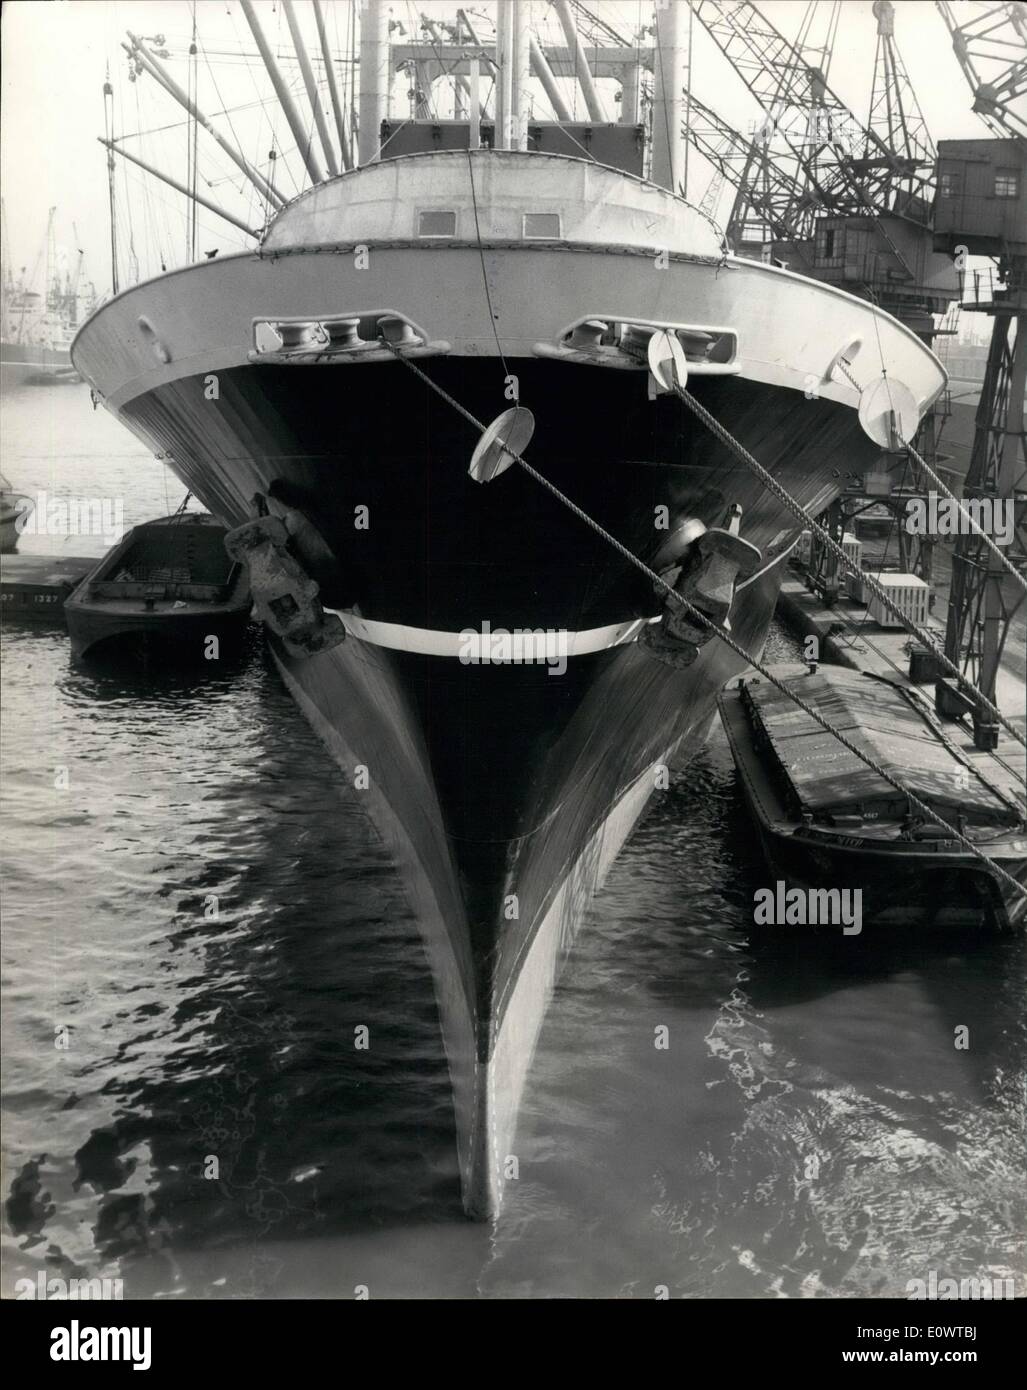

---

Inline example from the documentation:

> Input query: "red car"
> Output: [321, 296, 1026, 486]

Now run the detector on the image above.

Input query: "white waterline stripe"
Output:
[737, 537, 797, 591]
[328, 611, 646, 657]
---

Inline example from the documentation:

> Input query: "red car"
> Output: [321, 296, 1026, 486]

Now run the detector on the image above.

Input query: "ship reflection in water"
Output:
[2, 618, 1023, 1299]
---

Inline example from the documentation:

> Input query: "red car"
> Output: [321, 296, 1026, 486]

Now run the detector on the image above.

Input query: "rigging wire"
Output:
[103, 63, 119, 294]
[201, 27, 271, 217]
[118, 76, 139, 284]
[190, 1, 199, 260]
[226, 1, 298, 201]
[684, 0, 693, 199]
[380, 342, 1027, 901]
[273, 0, 318, 192]
[652, 2, 676, 193]
[465, 148, 509, 382]
[117, 168, 249, 254]
[118, 95, 279, 142]
[377, 327, 1025, 755]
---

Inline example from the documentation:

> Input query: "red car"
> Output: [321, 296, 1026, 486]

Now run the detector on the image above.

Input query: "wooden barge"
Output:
[719, 664, 1027, 929]
[64, 513, 251, 661]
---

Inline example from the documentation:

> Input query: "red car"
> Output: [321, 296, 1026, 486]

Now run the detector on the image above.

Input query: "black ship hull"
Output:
[114, 357, 881, 1212]
[70, 148, 946, 1214]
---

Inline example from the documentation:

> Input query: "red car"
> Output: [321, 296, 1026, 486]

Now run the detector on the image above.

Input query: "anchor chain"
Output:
[381, 340, 1027, 904]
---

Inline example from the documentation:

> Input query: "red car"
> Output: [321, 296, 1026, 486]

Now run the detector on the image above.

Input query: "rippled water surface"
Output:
[3, 376, 1024, 1299]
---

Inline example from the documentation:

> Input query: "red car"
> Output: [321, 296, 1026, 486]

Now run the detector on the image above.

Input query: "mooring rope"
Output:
[380, 341, 1027, 905]
[667, 379, 1027, 752]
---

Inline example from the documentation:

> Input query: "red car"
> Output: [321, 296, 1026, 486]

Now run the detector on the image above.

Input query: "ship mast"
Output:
[283, 0, 339, 177]
[44, 207, 57, 316]
[125, 29, 285, 208]
[94, 0, 688, 284]
[313, 0, 353, 171]
[358, 0, 389, 165]
[103, 70, 119, 296]
[651, 0, 690, 193]
[496, 0, 531, 149]
[552, 0, 606, 122]
[241, 0, 325, 186]
[0, 198, 10, 341]
[98, 138, 261, 238]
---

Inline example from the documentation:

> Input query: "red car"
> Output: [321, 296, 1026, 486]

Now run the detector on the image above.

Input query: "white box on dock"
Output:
[864, 469, 893, 496]
[867, 572, 930, 628]
[847, 569, 867, 603]
[842, 532, 862, 568]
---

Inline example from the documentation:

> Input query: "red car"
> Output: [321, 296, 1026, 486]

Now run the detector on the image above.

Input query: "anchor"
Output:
[640, 503, 762, 668]
[650, 514, 708, 588]
[224, 508, 345, 659]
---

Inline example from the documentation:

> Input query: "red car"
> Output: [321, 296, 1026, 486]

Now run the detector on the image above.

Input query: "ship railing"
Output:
[532, 315, 741, 374]
[958, 266, 1007, 310]
[249, 310, 450, 365]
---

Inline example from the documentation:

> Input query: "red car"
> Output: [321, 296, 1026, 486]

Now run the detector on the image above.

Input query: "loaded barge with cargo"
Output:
[720, 664, 1027, 929]
[69, 0, 955, 1216]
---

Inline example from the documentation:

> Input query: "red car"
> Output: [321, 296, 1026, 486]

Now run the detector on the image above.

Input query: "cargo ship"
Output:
[1, 205, 93, 378]
[70, 0, 947, 1217]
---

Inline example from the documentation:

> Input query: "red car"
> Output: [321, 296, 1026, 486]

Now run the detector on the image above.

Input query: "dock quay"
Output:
[0, 553, 96, 624]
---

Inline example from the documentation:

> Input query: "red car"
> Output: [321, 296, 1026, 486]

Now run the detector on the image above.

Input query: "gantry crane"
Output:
[937, 0, 1027, 140]
[689, 0, 953, 328]
[859, 0, 937, 219]
[932, 1, 1027, 747]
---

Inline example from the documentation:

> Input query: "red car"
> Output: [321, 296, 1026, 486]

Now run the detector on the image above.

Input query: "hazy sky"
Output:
[0, 0, 1004, 297]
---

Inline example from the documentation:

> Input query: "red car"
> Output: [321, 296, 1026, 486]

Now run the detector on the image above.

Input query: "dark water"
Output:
[2, 376, 1024, 1299]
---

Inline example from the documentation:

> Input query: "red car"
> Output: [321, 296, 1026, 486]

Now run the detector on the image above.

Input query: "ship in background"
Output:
[1, 204, 95, 376]
[70, 0, 950, 1217]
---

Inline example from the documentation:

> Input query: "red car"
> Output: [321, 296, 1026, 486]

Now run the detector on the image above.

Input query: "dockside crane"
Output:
[680, 2, 959, 599]
[932, 1, 1027, 748]
[937, 0, 1027, 140]
[859, 0, 937, 220]
[694, 0, 857, 250]
[689, 0, 954, 329]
